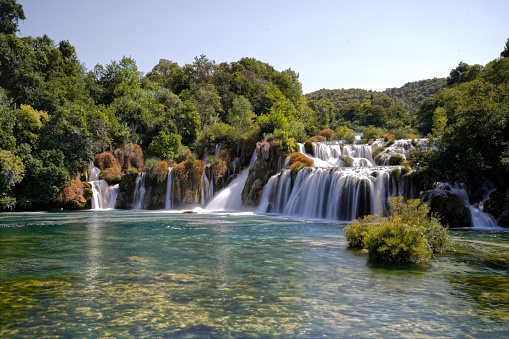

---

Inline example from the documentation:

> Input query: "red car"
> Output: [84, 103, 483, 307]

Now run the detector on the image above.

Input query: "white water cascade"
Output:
[423, 183, 500, 229]
[201, 172, 214, 207]
[165, 168, 173, 210]
[87, 160, 119, 210]
[204, 150, 258, 212]
[257, 166, 414, 221]
[257, 141, 421, 221]
[132, 173, 147, 210]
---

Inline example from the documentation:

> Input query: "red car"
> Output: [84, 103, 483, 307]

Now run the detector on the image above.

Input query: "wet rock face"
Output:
[484, 190, 509, 228]
[115, 173, 138, 209]
[427, 193, 472, 227]
[173, 159, 205, 206]
[242, 141, 288, 206]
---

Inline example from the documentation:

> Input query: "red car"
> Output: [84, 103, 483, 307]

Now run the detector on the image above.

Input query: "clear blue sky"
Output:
[17, 0, 509, 94]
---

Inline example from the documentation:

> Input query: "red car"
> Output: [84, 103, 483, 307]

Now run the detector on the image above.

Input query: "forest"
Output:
[0, 0, 508, 218]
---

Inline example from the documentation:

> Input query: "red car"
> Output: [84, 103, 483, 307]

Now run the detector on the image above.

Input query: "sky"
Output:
[16, 0, 509, 94]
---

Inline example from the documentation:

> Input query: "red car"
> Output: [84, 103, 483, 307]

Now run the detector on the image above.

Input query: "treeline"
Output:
[305, 78, 447, 130]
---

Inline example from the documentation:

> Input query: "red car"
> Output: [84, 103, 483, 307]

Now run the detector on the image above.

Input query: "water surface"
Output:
[1, 211, 508, 337]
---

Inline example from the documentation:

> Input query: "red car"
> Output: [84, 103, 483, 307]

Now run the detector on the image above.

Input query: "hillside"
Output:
[305, 78, 446, 115]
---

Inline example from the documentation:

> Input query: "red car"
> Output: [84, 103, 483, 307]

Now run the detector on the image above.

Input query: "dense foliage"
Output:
[344, 197, 452, 263]
[305, 78, 446, 130]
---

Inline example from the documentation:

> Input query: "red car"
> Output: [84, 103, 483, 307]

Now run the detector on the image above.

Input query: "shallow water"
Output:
[1, 211, 508, 337]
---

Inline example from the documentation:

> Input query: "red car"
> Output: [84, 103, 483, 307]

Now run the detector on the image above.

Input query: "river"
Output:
[1, 210, 508, 337]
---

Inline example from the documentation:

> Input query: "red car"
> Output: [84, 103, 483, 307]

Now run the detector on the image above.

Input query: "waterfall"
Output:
[88, 160, 118, 210]
[205, 171, 249, 212]
[423, 183, 500, 229]
[201, 172, 214, 207]
[165, 168, 173, 210]
[204, 149, 257, 212]
[257, 166, 409, 221]
[132, 173, 147, 210]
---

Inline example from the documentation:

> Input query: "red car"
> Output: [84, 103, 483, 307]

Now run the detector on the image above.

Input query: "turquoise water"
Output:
[1, 211, 508, 337]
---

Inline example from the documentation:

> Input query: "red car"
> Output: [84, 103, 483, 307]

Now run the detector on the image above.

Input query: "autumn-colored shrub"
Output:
[289, 152, 314, 168]
[154, 160, 170, 182]
[131, 144, 144, 170]
[383, 133, 396, 142]
[318, 128, 335, 141]
[96, 152, 121, 171]
[219, 148, 231, 165]
[99, 166, 122, 183]
[308, 135, 327, 143]
[55, 177, 88, 209]
[209, 156, 227, 185]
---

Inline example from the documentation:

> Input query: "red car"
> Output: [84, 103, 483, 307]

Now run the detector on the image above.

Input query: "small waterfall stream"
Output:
[88, 160, 119, 210]
[165, 168, 173, 210]
[132, 173, 147, 210]
[204, 150, 258, 212]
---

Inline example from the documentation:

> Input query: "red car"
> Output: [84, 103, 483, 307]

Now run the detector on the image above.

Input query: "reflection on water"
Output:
[0, 211, 508, 337]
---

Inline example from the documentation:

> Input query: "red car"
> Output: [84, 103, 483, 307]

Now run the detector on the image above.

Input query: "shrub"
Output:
[389, 154, 404, 165]
[208, 155, 227, 185]
[308, 135, 327, 143]
[372, 146, 386, 159]
[318, 128, 335, 141]
[96, 152, 121, 171]
[339, 155, 354, 167]
[364, 218, 432, 263]
[344, 215, 374, 248]
[55, 177, 87, 209]
[153, 160, 170, 182]
[131, 144, 144, 170]
[304, 141, 313, 155]
[362, 126, 384, 143]
[148, 131, 182, 161]
[344, 196, 452, 263]
[384, 133, 396, 142]
[289, 152, 314, 168]
[99, 166, 122, 183]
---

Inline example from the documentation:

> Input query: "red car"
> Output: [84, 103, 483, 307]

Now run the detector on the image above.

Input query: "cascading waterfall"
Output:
[205, 150, 258, 212]
[88, 160, 118, 210]
[165, 167, 173, 210]
[257, 166, 412, 221]
[256, 139, 499, 226]
[132, 173, 147, 210]
[201, 172, 214, 207]
[422, 182, 500, 228]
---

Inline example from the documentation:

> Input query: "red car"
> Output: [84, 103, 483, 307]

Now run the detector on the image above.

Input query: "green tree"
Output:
[0, 149, 25, 209]
[0, 0, 25, 34]
[95, 57, 141, 104]
[501, 38, 509, 58]
[148, 131, 182, 161]
[191, 84, 223, 128]
[0, 87, 16, 150]
[175, 100, 200, 146]
[428, 80, 509, 185]
[228, 95, 255, 134]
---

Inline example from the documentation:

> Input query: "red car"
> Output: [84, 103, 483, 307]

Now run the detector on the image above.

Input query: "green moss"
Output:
[389, 154, 404, 165]
[391, 168, 401, 182]
[338, 155, 354, 167]
[372, 146, 386, 159]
